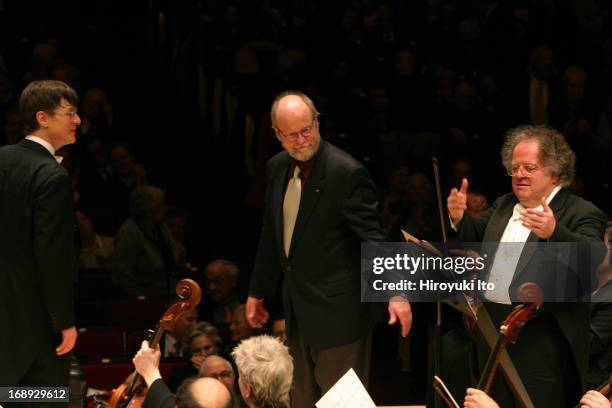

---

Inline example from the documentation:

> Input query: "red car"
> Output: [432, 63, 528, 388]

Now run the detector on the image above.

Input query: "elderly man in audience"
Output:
[200, 259, 243, 325]
[231, 335, 293, 408]
[200, 355, 246, 408]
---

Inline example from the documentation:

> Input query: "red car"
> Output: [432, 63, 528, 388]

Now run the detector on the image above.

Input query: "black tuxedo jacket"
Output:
[457, 188, 606, 394]
[250, 140, 386, 349]
[588, 280, 612, 389]
[0, 139, 77, 385]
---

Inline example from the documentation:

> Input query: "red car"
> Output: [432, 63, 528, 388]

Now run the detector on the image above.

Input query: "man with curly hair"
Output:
[447, 125, 607, 407]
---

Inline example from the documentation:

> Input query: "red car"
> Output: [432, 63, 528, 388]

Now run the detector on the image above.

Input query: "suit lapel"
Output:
[484, 197, 516, 242]
[513, 188, 569, 281]
[287, 141, 328, 256]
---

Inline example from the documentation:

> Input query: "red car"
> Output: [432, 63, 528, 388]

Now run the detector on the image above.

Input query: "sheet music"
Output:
[315, 368, 376, 408]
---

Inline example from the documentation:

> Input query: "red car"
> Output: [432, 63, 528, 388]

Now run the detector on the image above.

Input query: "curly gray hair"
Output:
[232, 335, 293, 408]
[501, 125, 575, 187]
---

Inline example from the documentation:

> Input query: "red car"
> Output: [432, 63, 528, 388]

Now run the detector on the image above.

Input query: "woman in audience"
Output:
[168, 321, 223, 392]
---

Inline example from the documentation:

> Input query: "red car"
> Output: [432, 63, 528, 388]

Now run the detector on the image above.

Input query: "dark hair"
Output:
[18, 80, 78, 135]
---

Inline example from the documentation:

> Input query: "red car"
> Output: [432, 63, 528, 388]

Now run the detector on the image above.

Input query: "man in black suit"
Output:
[0, 80, 80, 388]
[447, 125, 606, 407]
[245, 91, 412, 407]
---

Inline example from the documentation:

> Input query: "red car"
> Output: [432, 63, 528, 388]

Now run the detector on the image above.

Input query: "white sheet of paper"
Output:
[315, 368, 376, 408]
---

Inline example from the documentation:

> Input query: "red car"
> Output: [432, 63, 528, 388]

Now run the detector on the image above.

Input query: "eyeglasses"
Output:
[53, 109, 79, 119]
[506, 163, 540, 176]
[275, 120, 316, 141]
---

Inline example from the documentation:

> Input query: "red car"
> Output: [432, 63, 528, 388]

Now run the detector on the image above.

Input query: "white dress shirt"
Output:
[25, 135, 63, 164]
[484, 185, 562, 303]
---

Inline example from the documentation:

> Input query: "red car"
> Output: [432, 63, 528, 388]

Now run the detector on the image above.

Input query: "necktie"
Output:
[283, 166, 301, 256]
[172, 341, 182, 357]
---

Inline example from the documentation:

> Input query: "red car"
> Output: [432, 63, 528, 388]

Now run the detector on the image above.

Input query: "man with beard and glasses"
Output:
[245, 90, 412, 407]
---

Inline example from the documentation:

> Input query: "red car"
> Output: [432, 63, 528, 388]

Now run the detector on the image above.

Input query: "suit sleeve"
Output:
[591, 302, 612, 356]
[341, 167, 387, 242]
[142, 378, 175, 408]
[250, 161, 283, 299]
[32, 166, 75, 332]
[549, 201, 607, 242]
[456, 198, 499, 242]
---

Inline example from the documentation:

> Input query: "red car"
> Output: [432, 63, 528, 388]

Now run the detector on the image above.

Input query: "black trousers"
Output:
[5, 341, 71, 408]
[288, 324, 372, 408]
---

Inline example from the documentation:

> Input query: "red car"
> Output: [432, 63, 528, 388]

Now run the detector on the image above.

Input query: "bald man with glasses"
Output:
[246, 90, 412, 407]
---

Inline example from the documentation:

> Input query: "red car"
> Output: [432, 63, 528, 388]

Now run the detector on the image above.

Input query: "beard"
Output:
[287, 136, 321, 162]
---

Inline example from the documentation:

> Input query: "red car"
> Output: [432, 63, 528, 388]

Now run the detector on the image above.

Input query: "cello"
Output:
[433, 283, 543, 408]
[106, 278, 202, 408]
[476, 283, 543, 394]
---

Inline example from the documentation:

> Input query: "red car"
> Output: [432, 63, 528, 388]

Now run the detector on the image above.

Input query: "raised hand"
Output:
[448, 178, 469, 223]
[520, 196, 556, 239]
[133, 340, 162, 387]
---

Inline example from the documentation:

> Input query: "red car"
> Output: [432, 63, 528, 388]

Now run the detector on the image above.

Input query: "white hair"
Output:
[232, 335, 293, 408]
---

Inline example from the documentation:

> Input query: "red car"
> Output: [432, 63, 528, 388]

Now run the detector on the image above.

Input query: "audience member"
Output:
[133, 340, 231, 408]
[76, 210, 114, 269]
[200, 259, 242, 326]
[270, 316, 287, 345]
[113, 185, 180, 298]
[161, 307, 198, 359]
[200, 355, 246, 408]
[230, 305, 256, 348]
[169, 321, 223, 392]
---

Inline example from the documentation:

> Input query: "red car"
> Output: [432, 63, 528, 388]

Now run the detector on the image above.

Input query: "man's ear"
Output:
[243, 383, 252, 399]
[273, 129, 281, 142]
[238, 378, 252, 400]
[36, 111, 50, 129]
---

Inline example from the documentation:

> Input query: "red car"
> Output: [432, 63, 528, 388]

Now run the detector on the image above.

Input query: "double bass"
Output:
[106, 279, 202, 408]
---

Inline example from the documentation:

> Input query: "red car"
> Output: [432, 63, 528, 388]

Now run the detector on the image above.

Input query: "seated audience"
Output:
[200, 355, 246, 408]
[112, 185, 180, 298]
[270, 316, 287, 345]
[76, 210, 113, 269]
[200, 259, 242, 326]
[229, 305, 257, 349]
[132, 340, 231, 408]
[169, 321, 223, 391]
[161, 307, 198, 358]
